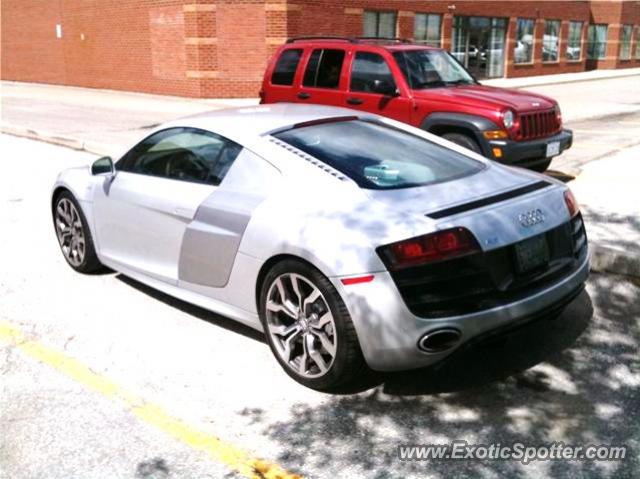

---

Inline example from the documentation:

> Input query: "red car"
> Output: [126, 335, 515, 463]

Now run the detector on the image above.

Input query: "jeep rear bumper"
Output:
[483, 129, 573, 168]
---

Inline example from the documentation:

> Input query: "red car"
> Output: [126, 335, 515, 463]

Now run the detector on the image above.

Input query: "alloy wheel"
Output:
[55, 198, 86, 267]
[265, 273, 338, 378]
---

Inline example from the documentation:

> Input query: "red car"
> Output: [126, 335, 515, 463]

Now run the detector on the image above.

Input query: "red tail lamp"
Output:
[564, 189, 580, 218]
[378, 227, 480, 270]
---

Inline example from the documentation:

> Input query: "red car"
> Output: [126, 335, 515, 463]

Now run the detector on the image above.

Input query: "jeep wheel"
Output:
[442, 133, 481, 154]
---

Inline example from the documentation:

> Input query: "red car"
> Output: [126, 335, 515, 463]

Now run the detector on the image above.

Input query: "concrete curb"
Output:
[1, 125, 111, 157]
[589, 244, 640, 279]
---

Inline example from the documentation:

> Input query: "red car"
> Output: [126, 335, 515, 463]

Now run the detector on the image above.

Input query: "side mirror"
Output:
[371, 79, 399, 97]
[91, 156, 114, 176]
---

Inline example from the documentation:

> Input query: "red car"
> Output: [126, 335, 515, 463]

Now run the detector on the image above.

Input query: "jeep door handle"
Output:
[297, 92, 311, 100]
[346, 97, 364, 105]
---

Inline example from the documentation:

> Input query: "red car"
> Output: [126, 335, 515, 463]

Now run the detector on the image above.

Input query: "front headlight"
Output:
[502, 110, 514, 129]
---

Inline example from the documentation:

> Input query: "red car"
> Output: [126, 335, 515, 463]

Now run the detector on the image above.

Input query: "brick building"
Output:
[2, 0, 639, 98]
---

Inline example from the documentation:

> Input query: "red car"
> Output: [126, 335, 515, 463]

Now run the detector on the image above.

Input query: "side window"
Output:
[119, 128, 242, 185]
[302, 49, 345, 89]
[271, 49, 303, 85]
[350, 51, 396, 93]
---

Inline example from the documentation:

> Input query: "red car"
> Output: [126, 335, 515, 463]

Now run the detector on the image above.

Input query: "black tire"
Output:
[529, 159, 552, 173]
[259, 259, 370, 392]
[52, 191, 103, 274]
[442, 132, 482, 154]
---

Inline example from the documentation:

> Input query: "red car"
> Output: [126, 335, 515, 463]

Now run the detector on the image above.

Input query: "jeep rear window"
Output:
[303, 49, 345, 89]
[271, 49, 303, 86]
[273, 120, 484, 190]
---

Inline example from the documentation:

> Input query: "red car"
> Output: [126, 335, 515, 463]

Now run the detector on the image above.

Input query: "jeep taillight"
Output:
[377, 228, 480, 271]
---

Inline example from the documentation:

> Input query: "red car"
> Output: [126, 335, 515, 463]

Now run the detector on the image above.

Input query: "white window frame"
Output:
[542, 19, 561, 63]
[363, 11, 398, 38]
[414, 13, 442, 47]
[514, 18, 536, 65]
[566, 21, 583, 61]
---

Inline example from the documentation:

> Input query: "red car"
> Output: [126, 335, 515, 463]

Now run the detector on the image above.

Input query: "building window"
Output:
[587, 24, 608, 60]
[363, 11, 397, 38]
[414, 13, 441, 47]
[566, 21, 583, 60]
[451, 16, 507, 79]
[515, 18, 535, 64]
[543, 19, 561, 62]
[620, 25, 633, 60]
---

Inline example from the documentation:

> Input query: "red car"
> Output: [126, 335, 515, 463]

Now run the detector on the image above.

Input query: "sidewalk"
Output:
[485, 68, 640, 123]
[483, 67, 640, 88]
[0, 81, 259, 158]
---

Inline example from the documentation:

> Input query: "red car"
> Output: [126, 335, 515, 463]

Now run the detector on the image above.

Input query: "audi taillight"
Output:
[378, 227, 480, 271]
[564, 189, 579, 218]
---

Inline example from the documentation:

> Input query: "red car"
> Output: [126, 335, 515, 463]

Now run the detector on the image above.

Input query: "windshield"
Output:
[273, 120, 484, 190]
[393, 50, 475, 89]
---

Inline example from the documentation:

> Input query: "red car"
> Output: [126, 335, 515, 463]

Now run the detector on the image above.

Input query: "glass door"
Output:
[452, 16, 507, 79]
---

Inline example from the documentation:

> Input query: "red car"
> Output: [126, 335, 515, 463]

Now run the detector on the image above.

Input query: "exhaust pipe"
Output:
[418, 328, 462, 353]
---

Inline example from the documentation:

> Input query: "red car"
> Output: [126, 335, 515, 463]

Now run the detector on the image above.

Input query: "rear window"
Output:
[303, 49, 345, 89]
[271, 49, 303, 85]
[273, 120, 484, 190]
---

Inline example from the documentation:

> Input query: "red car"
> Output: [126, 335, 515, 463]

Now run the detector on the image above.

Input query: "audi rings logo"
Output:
[518, 209, 545, 227]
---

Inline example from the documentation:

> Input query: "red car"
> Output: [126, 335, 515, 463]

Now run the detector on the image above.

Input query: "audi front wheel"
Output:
[53, 191, 103, 273]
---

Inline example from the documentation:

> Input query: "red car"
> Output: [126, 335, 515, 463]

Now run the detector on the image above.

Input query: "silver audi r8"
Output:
[52, 104, 589, 391]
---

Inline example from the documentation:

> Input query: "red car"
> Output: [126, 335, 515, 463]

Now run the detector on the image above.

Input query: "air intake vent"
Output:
[269, 138, 348, 181]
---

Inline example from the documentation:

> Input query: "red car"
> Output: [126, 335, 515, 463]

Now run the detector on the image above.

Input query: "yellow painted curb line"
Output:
[0, 321, 302, 479]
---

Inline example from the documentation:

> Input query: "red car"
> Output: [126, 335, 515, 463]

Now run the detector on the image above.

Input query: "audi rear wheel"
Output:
[259, 259, 368, 392]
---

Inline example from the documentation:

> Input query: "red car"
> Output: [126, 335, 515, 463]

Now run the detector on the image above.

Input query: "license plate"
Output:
[514, 234, 549, 273]
[546, 141, 560, 158]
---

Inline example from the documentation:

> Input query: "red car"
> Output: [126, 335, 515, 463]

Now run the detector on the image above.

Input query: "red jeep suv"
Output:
[260, 37, 573, 172]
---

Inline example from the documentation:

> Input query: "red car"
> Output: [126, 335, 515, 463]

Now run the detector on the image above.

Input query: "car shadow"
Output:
[545, 169, 575, 183]
[379, 289, 592, 395]
[116, 269, 592, 399]
[115, 274, 266, 344]
[248, 275, 640, 478]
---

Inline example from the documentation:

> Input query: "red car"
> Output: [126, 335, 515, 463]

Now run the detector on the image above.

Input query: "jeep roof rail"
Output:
[286, 36, 413, 44]
[286, 36, 356, 44]
[355, 37, 412, 43]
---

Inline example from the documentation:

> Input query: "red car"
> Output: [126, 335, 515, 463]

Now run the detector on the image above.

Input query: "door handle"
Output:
[346, 97, 364, 105]
[297, 92, 311, 100]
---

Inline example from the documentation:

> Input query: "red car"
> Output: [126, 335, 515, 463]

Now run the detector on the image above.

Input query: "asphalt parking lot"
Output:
[550, 110, 640, 177]
[1, 132, 639, 479]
